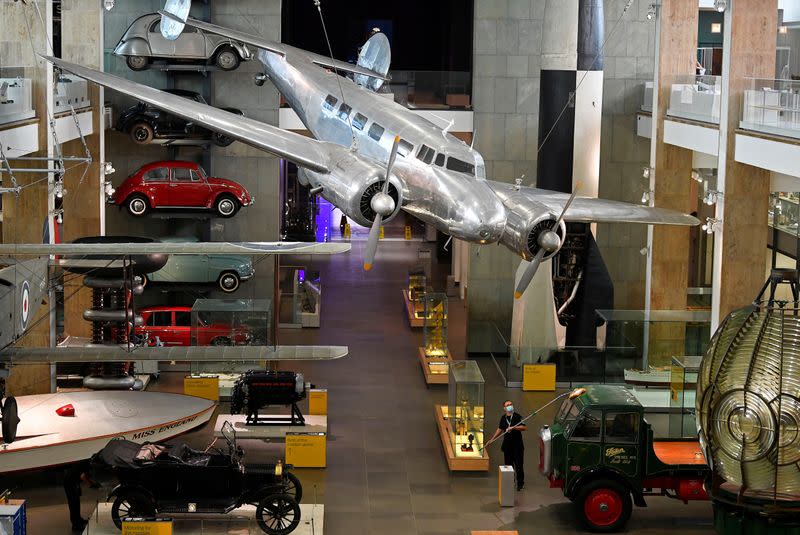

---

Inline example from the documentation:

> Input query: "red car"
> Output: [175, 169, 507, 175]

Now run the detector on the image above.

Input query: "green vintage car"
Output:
[143, 237, 255, 293]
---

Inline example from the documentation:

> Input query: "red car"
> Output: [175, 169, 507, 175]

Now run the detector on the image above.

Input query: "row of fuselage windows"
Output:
[322, 94, 476, 176]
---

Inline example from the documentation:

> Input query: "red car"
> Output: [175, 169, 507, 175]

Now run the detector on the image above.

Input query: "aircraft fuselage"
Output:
[257, 47, 507, 244]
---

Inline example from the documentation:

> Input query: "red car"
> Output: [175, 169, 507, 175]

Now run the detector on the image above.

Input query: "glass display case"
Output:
[666, 74, 722, 124]
[54, 74, 89, 114]
[279, 266, 321, 328]
[669, 355, 701, 438]
[423, 292, 450, 375]
[769, 192, 800, 263]
[446, 361, 485, 458]
[0, 67, 34, 125]
[189, 299, 270, 344]
[740, 78, 800, 140]
[407, 268, 427, 319]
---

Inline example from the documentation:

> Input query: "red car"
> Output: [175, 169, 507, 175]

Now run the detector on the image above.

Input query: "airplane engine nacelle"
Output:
[501, 208, 566, 262]
[303, 158, 403, 228]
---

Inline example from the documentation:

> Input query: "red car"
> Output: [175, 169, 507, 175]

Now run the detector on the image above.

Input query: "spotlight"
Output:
[103, 0, 115, 11]
[54, 182, 66, 199]
[103, 161, 115, 175]
[691, 170, 702, 183]
[702, 217, 722, 234]
[646, 3, 657, 20]
[103, 181, 115, 198]
[642, 167, 652, 179]
[704, 190, 722, 206]
[641, 190, 653, 204]
[714, 0, 726, 13]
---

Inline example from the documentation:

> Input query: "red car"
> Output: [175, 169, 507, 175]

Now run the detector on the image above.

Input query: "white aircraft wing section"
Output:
[1, 345, 349, 364]
[489, 180, 700, 226]
[162, 12, 391, 82]
[42, 56, 333, 174]
[0, 242, 350, 256]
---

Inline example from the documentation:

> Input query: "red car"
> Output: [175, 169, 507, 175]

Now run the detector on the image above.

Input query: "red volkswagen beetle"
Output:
[112, 161, 253, 218]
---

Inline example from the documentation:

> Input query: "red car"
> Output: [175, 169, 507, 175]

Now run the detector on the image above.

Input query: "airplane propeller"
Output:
[514, 183, 581, 299]
[363, 136, 401, 271]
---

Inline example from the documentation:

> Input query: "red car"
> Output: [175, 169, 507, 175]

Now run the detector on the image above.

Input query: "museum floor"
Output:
[5, 238, 714, 535]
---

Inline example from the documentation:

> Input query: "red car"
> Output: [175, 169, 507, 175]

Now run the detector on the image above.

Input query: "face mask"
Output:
[505, 405, 514, 413]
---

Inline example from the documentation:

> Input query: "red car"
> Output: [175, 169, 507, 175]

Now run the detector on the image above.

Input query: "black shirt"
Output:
[499, 412, 524, 451]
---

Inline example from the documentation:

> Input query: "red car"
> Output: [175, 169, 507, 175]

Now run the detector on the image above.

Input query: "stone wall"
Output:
[467, 0, 656, 352]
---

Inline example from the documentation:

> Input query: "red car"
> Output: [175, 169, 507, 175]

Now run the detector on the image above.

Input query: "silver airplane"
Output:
[42, 8, 698, 299]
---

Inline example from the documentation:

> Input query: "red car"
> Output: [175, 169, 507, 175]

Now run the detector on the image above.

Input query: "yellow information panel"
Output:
[286, 432, 326, 468]
[183, 376, 220, 401]
[122, 519, 173, 535]
[522, 364, 556, 392]
[308, 389, 328, 415]
[404, 226, 412, 240]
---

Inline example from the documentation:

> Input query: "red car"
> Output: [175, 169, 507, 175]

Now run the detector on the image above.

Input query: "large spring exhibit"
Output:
[697, 269, 800, 499]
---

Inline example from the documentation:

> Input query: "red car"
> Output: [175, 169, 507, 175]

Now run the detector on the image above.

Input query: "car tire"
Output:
[255, 494, 301, 535]
[212, 132, 235, 147]
[126, 195, 150, 217]
[215, 46, 241, 71]
[111, 489, 156, 530]
[126, 55, 149, 71]
[575, 479, 632, 533]
[283, 472, 303, 503]
[215, 195, 239, 218]
[218, 271, 240, 293]
[129, 122, 154, 145]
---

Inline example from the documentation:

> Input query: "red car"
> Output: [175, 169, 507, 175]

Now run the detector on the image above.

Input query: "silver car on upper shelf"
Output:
[114, 13, 251, 72]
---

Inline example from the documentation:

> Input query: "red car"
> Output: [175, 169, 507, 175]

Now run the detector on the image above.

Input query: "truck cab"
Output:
[540, 385, 709, 532]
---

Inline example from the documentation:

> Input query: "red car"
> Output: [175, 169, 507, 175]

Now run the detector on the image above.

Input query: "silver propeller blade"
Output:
[363, 136, 401, 271]
[514, 182, 582, 299]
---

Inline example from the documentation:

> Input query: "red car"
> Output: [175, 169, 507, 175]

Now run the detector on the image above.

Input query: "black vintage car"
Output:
[93, 422, 302, 535]
[116, 89, 242, 146]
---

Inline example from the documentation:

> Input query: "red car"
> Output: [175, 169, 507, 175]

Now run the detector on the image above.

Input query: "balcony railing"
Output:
[740, 78, 800, 140]
[666, 74, 722, 125]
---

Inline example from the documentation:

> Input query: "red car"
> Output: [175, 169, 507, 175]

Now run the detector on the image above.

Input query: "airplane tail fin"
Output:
[354, 32, 391, 91]
[160, 0, 192, 40]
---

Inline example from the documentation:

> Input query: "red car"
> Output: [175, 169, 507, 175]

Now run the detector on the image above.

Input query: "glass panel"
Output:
[740, 78, 800, 140]
[666, 74, 722, 124]
[0, 71, 34, 126]
[150, 311, 171, 327]
[669, 355, 702, 438]
[447, 360, 485, 458]
[337, 103, 352, 121]
[605, 412, 640, 444]
[143, 168, 169, 182]
[172, 167, 194, 182]
[352, 112, 368, 130]
[368, 122, 384, 141]
[397, 139, 413, 157]
[446, 157, 475, 175]
[570, 409, 602, 441]
[323, 94, 337, 111]
[434, 153, 445, 167]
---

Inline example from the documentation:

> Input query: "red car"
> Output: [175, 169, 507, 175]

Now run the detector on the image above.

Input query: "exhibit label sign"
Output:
[286, 432, 326, 467]
[522, 363, 556, 391]
[122, 518, 173, 535]
[183, 376, 220, 401]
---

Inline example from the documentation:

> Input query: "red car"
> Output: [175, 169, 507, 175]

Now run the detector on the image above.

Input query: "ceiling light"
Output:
[704, 190, 722, 206]
[711, 23, 722, 33]
[779, 26, 788, 35]
[714, 0, 726, 13]
[103, 0, 115, 11]
[53, 182, 66, 199]
[702, 217, 722, 234]
[646, 3, 657, 20]
[642, 167, 652, 179]
[103, 162, 115, 175]
[641, 190, 653, 204]
[691, 170, 702, 182]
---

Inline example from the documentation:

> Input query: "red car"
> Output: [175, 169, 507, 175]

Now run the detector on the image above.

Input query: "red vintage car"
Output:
[136, 306, 252, 346]
[112, 161, 253, 218]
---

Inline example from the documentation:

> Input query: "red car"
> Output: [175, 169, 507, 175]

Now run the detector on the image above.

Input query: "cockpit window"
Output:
[434, 153, 446, 167]
[353, 113, 368, 131]
[417, 145, 435, 165]
[323, 95, 338, 111]
[398, 139, 414, 158]
[337, 103, 352, 121]
[368, 123, 384, 141]
[446, 157, 475, 175]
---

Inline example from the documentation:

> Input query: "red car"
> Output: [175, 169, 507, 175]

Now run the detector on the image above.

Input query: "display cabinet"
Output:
[768, 192, 800, 263]
[403, 268, 428, 327]
[0, 73, 34, 125]
[418, 292, 452, 383]
[54, 75, 89, 114]
[740, 78, 800, 140]
[669, 355, 701, 438]
[279, 267, 321, 328]
[447, 360, 485, 459]
[666, 75, 722, 124]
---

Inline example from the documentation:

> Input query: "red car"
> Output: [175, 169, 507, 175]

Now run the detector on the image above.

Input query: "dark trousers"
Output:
[63, 464, 84, 525]
[503, 446, 525, 487]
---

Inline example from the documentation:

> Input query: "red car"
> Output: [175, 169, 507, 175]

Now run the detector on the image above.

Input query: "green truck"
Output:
[539, 385, 710, 532]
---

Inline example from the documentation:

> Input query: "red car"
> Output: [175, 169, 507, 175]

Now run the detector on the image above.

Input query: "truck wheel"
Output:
[111, 489, 156, 530]
[576, 479, 632, 533]
[255, 494, 300, 535]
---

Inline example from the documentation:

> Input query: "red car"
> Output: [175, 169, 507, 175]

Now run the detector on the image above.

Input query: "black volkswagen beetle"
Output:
[92, 422, 302, 535]
[116, 89, 242, 146]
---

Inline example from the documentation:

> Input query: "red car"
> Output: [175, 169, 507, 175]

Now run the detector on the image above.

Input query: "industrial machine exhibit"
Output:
[0, 0, 797, 534]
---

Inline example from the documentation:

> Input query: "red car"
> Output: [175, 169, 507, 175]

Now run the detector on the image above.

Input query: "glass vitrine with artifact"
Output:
[0, 69, 34, 125]
[405, 267, 428, 322]
[422, 292, 450, 376]
[279, 267, 321, 328]
[447, 361, 485, 458]
[669, 355, 701, 438]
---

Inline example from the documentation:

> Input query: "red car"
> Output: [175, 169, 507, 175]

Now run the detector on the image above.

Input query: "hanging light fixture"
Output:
[646, 3, 658, 21]
[713, 0, 727, 13]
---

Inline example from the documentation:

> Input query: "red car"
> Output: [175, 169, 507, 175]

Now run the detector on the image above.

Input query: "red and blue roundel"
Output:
[20, 280, 30, 331]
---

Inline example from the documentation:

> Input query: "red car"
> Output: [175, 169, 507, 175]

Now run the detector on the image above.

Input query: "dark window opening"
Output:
[148, 311, 172, 327]
[368, 123, 384, 141]
[446, 157, 475, 175]
[175, 311, 192, 327]
[323, 95, 338, 111]
[417, 145, 435, 164]
[434, 153, 445, 167]
[337, 103, 352, 121]
[398, 139, 413, 157]
[353, 112, 368, 131]
[605, 412, 640, 444]
[570, 410, 602, 441]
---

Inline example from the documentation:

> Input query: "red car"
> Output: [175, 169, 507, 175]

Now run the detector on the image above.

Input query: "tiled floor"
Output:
[4, 237, 714, 534]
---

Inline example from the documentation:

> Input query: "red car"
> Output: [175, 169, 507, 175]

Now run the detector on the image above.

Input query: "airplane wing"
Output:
[0, 345, 349, 364]
[41, 56, 336, 174]
[0, 242, 350, 256]
[160, 11, 391, 82]
[489, 180, 699, 226]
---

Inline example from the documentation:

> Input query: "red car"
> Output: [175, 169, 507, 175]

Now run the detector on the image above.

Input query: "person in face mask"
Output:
[488, 400, 527, 491]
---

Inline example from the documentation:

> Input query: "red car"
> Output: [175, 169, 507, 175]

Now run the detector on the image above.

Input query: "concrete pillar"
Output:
[711, 0, 777, 328]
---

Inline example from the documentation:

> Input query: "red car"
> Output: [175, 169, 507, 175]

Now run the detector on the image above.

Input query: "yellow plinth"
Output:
[418, 347, 452, 384]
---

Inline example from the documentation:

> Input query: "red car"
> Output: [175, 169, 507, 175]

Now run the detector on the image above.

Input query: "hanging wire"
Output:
[313, 0, 358, 151]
